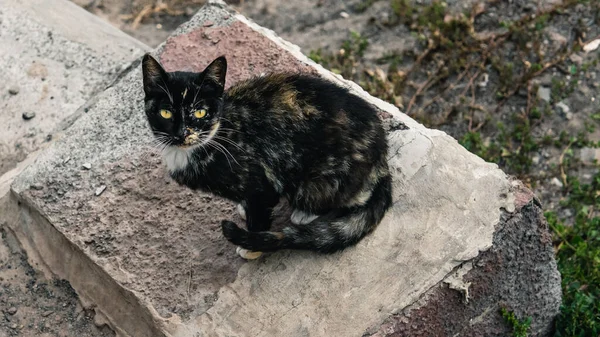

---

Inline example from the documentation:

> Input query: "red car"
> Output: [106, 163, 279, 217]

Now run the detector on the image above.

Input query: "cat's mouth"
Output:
[178, 122, 220, 149]
[182, 133, 201, 147]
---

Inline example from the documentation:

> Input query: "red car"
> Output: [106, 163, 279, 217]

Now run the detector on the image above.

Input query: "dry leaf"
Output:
[583, 39, 600, 52]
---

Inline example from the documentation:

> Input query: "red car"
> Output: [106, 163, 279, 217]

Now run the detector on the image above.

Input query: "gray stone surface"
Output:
[3, 1, 561, 336]
[368, 181, 562, 336]
[0, 0, 149, 190]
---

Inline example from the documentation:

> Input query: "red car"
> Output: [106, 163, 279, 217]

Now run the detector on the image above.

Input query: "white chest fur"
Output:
[162, 146, 190, 172]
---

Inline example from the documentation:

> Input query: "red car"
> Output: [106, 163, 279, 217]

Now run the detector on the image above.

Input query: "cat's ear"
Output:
[142, 53, 168, 95]
[201, 56, 227, 92]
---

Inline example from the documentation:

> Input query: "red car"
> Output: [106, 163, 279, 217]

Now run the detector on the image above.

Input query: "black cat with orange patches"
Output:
[142, 54, 392, 259]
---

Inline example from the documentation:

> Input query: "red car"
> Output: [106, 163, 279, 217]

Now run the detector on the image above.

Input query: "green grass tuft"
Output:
[501, 307, 532, 337]
[547, 174, 600, 336]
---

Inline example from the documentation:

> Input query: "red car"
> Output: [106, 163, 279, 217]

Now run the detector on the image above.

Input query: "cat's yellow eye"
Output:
[160, 109, 172, 119]
[194, 109, 207, 119]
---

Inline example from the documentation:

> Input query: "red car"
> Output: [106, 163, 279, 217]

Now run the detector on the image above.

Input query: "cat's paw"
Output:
[236, 246, 263, 260]
[221, 220, 244, 242]
[236, 203, 246, 220]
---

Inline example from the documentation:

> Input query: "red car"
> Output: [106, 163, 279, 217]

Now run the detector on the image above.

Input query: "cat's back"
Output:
[226, 73, 381, 126]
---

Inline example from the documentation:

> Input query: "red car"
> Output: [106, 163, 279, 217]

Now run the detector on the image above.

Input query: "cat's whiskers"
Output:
[205, 141, 232, 169]
[213, 135, 245, 152]
[214, 141, 240, 167]
[140, 135, 171, 162]
[207, 139, 241, 169]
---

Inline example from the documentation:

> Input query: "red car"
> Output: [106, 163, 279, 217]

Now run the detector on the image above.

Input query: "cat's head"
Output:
[141, 54, 227, 149]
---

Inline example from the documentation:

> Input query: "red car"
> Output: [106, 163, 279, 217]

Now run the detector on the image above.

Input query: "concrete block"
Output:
[0, 0, 149, 194]
[4, 1, 561, 336]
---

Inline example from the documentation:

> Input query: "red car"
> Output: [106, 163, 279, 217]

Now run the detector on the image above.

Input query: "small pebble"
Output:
[537, 87, 551, 102]
[82, 163, 92, 170]
[556, 101, 570, 114]
[7, 307, 17, 315]
[10, 323, 17, 329]
[569, 53, 583, 65]
[8, 86, 19, 95]
[41, 310, 53, 317]
[551, 177, 564, 188]
[563, 209, 574, 218]
[340, 11, 349, 18]
[477, 73, 489, 88]
[22, 111, 36, 120]
[565, 112, 573, 120]
[95, 185, 106, 196]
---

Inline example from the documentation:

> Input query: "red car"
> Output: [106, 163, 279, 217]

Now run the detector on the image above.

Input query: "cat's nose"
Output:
[183, 128, 192, 138]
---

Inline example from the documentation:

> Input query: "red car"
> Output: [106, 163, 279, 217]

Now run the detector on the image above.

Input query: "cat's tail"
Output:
[221, 175, 392, 254]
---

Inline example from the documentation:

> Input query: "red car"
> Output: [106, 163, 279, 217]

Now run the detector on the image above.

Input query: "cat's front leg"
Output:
[234, 193, 278, 260]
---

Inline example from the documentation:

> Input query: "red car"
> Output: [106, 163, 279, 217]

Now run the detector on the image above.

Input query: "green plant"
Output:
[501, 307, 532, 337]
[547, 174, 600, 336]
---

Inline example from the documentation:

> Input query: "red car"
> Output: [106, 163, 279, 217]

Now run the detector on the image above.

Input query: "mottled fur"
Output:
[142, 54, 392, 253]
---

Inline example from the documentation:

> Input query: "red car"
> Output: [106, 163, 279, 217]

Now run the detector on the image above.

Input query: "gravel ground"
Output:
[0, 229, 114, 337]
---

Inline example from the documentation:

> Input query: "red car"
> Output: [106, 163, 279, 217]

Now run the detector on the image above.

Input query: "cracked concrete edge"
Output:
[366, 180, 562, 336]
[0, 191, 171, 337]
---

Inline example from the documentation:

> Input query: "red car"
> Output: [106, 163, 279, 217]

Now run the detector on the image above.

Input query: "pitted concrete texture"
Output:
[0, 0, 149, 188]
[5, 1, 560, 336]
[367, 181, 562, 337]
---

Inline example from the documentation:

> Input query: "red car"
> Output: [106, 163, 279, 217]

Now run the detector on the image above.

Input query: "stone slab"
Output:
[5, 1, 561, 336]
[0, 0, 149, 190]
[368, 181, 561, 336]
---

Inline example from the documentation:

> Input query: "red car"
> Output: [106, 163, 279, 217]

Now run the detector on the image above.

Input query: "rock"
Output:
[22, 112, 36, 120]
[538, 87, 551, 102]
[8, 86, 19, 95]
[579, 147, 600, 164]
[551, 177, 564, 188]
[41, 310, 53, 317]
[7, 306, 17, 315]
[562, 208, 574, 218]
[3, 2, 561, 337]
[565, 112, 573, 120]
[94, 185, 106, 196]
[547, 31, 567, 45]
[70, 0, 94, 7]
[0, 0, 149, 195]
[477, 73, 489, 88]
[81, 163, 92, 170]
[569, 53, 584, 65]
[340, 11, 349, 18]
[556, 101, 570, 114]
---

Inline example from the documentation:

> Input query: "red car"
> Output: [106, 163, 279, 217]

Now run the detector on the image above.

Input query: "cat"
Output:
[141, 53, 392, 259]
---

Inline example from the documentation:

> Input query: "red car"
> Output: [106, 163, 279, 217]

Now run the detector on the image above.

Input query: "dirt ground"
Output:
[5, 0, 599, 335]
[0, 229, 114, 337]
